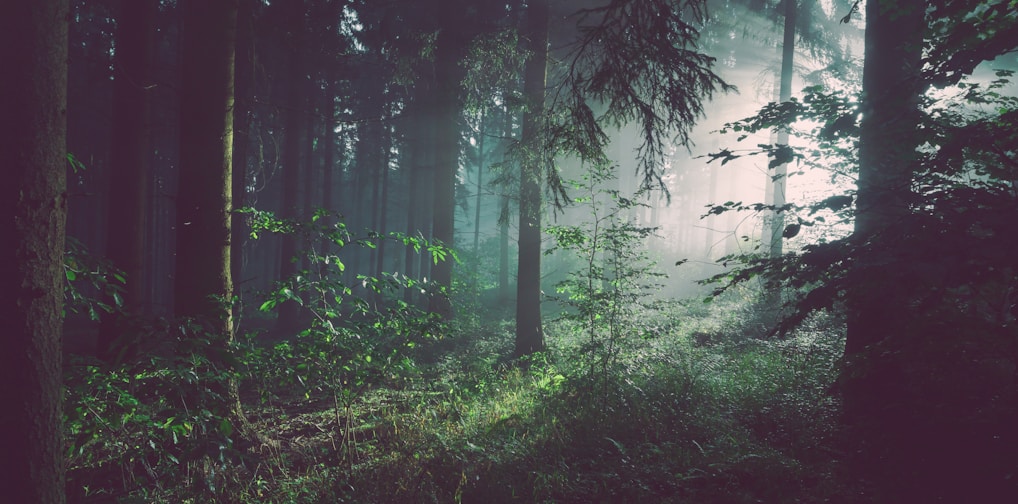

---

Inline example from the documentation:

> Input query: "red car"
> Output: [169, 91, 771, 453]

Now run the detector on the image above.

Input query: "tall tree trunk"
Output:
[176, 0, 244, 431]
[276, 0, 304, 333]
[767, 0, 794, 260]
[0, 1, 69, 501]
[515, 0, 549, 356]
[321, 79, 337, 257]
[428, 27, 468, 320]
[98, 0, 157, 360]
[498, 106, 514, 304]
[762, 0, 795, 316]
[473, 109, 486, 262]
[376, 128, 391, 281]
[231, 0, 255, 326]
[844, 0, 924, 498]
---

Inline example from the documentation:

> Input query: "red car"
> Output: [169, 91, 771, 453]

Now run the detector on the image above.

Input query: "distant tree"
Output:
[275, 0, 305, 333]
[98, 0, 157, 360]
[428, 9, 475, 320]
[231, 0, 256, 321]
[0, 1, 70, 502]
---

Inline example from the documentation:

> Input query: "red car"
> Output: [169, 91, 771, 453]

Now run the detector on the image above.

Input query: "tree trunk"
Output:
[231, 0, 255, 327]
[98, 0, 157, 360]
[515, 0, 549, 356]
[499, 106, 514, 304]
[276, 0, 304, 333]
[767, 0, 794, 261]
[321, 78, 337, 257]
[176, 0, 244, 431]
[843, 0, 924, 498]
[428, 25, 469, 320]
[473, 109, 486, 262]
[0, 2, 69, 501]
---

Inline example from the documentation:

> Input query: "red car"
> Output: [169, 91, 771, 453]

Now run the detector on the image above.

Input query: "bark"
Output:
[0, 2, 69, 501]
[98, 0, 157, 360]
[515, 0, 550, 356]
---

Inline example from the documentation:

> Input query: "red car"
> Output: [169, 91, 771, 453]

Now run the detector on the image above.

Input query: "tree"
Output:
[275, 0, 305, 333]
[175, 0, 243, 425]
[231, 0, 256, 322]
[513, 0, 731, 355]
[0, 1, 70, 502]
[844, 0, 1016, 499]
[98, 0, 157, 360]
[515, 0, 550, 355]
[428, 12, 474, 320]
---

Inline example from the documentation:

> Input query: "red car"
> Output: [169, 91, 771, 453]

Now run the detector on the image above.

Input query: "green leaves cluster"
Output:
[547, 163, 666, 404]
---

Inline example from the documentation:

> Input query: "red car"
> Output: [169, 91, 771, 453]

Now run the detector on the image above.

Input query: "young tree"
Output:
[0, 1, 70, 501]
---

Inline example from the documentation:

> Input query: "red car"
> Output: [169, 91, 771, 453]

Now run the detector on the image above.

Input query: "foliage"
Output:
[64, 236, 126, 321]
[243, 207, 451, 460]
[701, 71, 1018, 337]
[546, 162, 666, 406]
[64, 319, 243, 502]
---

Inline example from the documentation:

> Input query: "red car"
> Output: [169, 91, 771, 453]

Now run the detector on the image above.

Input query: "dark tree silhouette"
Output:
[0, 1, 70, 502]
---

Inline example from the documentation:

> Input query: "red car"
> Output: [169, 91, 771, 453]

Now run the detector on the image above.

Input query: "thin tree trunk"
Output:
[321, 79, 337, 258]
[498, 105, 513, 304]
[0, 1, 69, 501]
[473, 109, 486, 261]
[232, 0, 255, 328]
[515, 0, 549, 356]
[376, 128, 391, 281]
[276, 0, 304, 333]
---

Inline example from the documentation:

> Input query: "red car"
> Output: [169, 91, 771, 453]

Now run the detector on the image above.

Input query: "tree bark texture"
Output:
[0, 1, 70, 502]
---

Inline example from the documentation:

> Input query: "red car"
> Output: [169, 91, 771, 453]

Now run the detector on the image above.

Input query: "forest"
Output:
[3, 0, 1017, 502]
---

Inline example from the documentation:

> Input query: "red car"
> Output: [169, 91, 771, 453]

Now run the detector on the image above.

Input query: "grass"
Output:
[65, 295, 850, 503]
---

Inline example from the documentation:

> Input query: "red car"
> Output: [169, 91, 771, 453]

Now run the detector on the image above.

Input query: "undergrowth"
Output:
[65, 291, 847, 503]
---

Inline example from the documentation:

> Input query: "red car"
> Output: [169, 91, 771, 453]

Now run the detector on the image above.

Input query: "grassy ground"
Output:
[65, 295, 850, 503]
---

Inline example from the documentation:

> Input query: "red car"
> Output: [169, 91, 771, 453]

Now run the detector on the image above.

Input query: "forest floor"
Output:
[66, 294, 853, 503]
